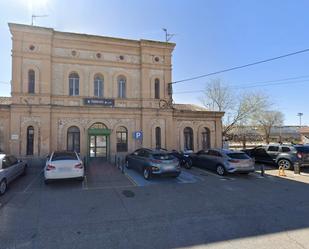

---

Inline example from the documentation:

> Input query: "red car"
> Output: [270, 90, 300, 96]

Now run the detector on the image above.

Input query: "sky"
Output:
[0, 0, 309, 125]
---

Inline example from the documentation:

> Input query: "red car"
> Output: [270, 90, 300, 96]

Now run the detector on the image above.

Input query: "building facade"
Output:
[0, 23, 223, 160]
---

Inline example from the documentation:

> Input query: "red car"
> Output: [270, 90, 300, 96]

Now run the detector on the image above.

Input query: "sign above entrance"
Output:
[133, 131, 143, 140]
[83, 98, 115, 107]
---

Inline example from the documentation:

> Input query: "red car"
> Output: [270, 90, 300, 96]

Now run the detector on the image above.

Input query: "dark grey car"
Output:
[125, 148, 181, 180]
[190, 149, 255, 176]
[0, 154, 27, 195]
[243, 144, 309, 169]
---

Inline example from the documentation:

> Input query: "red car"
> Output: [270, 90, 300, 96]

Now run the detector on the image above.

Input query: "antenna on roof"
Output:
[31, 14, 48, 26]
[162, 28, 175, 42]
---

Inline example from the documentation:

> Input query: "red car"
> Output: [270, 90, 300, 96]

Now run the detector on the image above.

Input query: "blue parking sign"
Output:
[133, 131, 143, 140]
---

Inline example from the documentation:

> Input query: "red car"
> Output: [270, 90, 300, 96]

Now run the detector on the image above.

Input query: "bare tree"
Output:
[201, 79, 269, 136]
[252, 111, 284, 144]
[201, 79, 234, 112]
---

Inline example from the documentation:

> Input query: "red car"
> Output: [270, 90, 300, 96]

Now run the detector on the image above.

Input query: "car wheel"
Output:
[143, 168, 151, 180]
[125, 160, 130, 169]
[278, 159, 292, 170]
[216, 165, 226, 176]
[0, 179, 7, 195]
[21, 165, 27, 176]
[184, 160, 192, 169]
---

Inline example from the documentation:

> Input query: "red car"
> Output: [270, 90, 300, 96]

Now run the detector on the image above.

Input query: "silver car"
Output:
[190, 149, 255, 176]
[0, 154, 27, 195]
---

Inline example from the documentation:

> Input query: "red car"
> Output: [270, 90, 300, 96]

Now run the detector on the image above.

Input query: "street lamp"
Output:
[297, 112, 303, 128]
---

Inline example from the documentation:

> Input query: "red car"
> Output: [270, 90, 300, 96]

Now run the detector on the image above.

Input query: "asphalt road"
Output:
[0, 161, 309, 249]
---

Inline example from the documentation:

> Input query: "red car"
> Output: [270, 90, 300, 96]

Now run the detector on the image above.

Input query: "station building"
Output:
[0, 23, 224, 161]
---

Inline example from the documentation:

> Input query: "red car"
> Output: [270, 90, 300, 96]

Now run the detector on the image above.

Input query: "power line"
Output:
[171, 48, 309, 85]
[173, 76, 309, 94]
[0, 81, 10, 85]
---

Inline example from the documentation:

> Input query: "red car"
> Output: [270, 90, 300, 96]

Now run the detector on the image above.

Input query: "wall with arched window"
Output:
[67, 126, 80, 152]
[69, 72, 80, 96]
[117, 75, 126, 98]
[22, 65, 40, 94]
[184, 127, 194, 151]
[201, 127, 211, 150]
[116, 126, 128, 152]
[28, 70, 35, 94]
[155, 127, 161, 149]
[26, 126, 34, 155]
[154, 78, 160, 99]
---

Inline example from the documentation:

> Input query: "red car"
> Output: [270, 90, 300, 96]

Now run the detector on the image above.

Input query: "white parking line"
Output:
[23, 169, 43, 193]
[82, 185, 137, 191]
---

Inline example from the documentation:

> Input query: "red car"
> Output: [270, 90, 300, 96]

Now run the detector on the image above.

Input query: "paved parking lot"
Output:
[1, 160, 309, 249]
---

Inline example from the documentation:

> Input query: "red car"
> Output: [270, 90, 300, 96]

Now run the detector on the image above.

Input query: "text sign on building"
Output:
[11, 134, 19, 140]
[133, 131, 143, 140]
[83, 98, 115, 107]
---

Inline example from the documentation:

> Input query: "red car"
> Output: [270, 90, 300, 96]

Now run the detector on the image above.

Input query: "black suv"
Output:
[243, 144, 309, 169]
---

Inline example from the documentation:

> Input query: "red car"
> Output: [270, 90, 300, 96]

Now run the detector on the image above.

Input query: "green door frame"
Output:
[87, 128, 112, 163]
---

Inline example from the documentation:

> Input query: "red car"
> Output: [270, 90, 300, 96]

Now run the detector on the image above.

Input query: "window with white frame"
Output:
[94, 75, 103, 97]
[69, 72, 80, 96]
[118, 76, 126, 98]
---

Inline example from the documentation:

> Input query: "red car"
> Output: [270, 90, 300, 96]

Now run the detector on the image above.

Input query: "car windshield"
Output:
[227, 152, 250, 159]
[153, 153, 174, 160]
[51, 152, 77, 161]
[295, 146, 309, 153]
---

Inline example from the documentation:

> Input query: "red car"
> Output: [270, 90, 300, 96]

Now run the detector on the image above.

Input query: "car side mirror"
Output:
[17, 159, 22, 163]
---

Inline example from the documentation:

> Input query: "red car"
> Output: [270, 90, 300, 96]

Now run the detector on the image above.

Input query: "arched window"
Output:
[26, 126, 34, 155]
[116, 126, 128, 152]
[184, 127, 194, 151]
[28, 70, 35, 94]
[155, 127, 161, 149]
[154, 78, 160, 99]
[94, 75, 103, 97]
[118, 76, 126, 98]
[69, 72, 79, 96]
[202, 127, 211, 150]
[67, 126, 80, 153]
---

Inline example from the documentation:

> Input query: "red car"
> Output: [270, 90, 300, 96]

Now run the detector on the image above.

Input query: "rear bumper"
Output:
[152, 171, 181, 177]
[44, 170, 84, 180]
[227, 167, 255, 173]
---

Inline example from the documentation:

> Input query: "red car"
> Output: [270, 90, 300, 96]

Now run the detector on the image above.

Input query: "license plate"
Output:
[163, 166, 175, 170]
[59, 168, 71, 172]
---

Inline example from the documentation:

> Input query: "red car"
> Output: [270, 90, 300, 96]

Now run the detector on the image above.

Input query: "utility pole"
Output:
[31, 14, 48, 26]
[297, 112, 303, 128]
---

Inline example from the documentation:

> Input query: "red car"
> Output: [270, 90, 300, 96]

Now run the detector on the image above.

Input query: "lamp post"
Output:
[297, 112, 303, 128]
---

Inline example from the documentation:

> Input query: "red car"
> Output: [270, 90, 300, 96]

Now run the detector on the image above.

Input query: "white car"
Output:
[44, 151, 84, 184]
[0, 154, 27, 195]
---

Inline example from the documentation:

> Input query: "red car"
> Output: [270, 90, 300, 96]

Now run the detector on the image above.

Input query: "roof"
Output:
[9, 23, 176, 49]
[0, 97, 12, 105]
[173, 104, 208, 112]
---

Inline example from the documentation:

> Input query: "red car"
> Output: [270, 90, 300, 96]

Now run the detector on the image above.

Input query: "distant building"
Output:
[299, 127, 309, 144]
[227, 125, 301, 147]
[0, 23, 224, 160]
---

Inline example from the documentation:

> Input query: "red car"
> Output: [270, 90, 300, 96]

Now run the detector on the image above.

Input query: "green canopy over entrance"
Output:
[87, 123, 111, 163]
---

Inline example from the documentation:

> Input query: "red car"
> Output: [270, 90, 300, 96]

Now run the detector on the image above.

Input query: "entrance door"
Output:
[89, 135, 107, 159]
